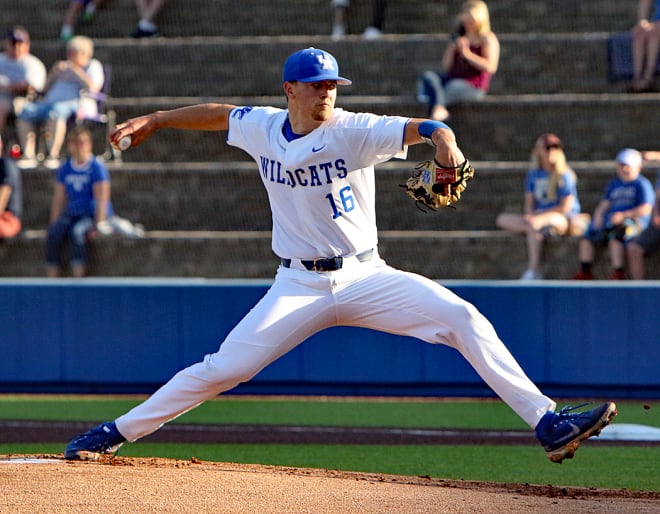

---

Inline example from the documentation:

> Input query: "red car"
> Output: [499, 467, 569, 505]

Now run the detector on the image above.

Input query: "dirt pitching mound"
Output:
[1, 454, 659, 513]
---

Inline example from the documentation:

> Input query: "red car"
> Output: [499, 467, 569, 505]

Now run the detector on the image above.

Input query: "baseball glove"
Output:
[401, 159, 475, 211]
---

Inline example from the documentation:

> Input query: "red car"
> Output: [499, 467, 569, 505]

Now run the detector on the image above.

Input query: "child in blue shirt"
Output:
[573, 148, 655, 279]
[45, 125, 110, 277]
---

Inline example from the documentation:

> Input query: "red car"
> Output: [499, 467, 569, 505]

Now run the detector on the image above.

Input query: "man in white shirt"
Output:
[0, 26, 46, 134]
[16, 35, 103, 170]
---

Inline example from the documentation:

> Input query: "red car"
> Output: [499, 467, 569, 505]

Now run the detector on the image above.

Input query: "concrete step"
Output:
[92, 92, 660, 163]
[30, 33, 628, 98]
[20, 161, 643, 232]
[3, 229, 659, 280]
[10, 0, 636, 41]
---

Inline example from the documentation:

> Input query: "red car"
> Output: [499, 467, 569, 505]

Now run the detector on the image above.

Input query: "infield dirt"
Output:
[2, 454, 660, 513]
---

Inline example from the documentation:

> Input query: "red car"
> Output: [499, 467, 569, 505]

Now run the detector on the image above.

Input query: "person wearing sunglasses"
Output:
[496, 133, 585, 280]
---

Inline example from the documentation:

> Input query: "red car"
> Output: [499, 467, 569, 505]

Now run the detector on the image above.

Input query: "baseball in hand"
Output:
[114, 136, 132, 151]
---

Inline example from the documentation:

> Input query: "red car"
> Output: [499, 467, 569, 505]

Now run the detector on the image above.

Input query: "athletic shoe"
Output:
[520, 268, 543, 281]
[59, 26, 74, 41]
[43, 157, 60, 170]
[362, 26, 383, 40]
[131, 26, 160, 38]
[572, 270, 593, 280]
[535, 402, 617, 463]
[64, 421, 126, 460]
[82, 3, 97, 23]
[610, 270, 626, 280]
[16, 157, 38, 170]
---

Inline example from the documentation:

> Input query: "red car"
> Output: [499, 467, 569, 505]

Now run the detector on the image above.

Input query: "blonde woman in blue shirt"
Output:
[496, 134, 583, 280]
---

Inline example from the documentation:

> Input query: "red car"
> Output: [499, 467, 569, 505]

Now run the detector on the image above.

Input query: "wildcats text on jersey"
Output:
[259, 155, 348, 188]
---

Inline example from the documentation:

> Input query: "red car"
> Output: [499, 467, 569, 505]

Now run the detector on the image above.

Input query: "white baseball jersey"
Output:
[227, 106, 408, 259]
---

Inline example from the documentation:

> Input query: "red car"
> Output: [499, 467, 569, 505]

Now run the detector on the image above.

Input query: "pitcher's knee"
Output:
[203, 348, 269, 385]
[439, 301, 494, 347]
[447, 301, 481, 325]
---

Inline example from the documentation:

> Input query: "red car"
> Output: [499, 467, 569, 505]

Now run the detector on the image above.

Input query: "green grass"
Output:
[1, 395, 659, 492]
[1, 395, 657, 428]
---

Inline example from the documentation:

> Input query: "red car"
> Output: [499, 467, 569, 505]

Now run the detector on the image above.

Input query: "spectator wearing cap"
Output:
[496, 133, 586, 280]
[15, 35, 104, 170]
[573, 149, 655, 280]
[0, 134, 22, 240]
[626, 150, 660, 279]
[0, 26, 47, 135]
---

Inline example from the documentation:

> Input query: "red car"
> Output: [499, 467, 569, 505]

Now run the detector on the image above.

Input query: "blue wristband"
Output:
[418, 120, 452, 146]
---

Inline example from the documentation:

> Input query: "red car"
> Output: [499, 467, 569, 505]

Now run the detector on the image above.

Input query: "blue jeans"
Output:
[416, 71, 485, 115]
[46, 214, 94, 268]
[584, 219, 642, 244]
[19, 99, 80, 123]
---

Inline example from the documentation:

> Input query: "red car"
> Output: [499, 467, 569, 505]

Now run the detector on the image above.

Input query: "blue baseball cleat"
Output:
[64, 421, 126, 461]
[535, 402, 617, 463]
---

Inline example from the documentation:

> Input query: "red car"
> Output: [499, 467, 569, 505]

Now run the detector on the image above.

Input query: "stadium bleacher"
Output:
[2, 0, 659, 279]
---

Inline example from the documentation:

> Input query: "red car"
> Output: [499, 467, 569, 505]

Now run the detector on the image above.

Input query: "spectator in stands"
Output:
[45, 125, 144, 277]
[416, 0, 499, 121]
[0, 135, 22, 240]
[626, 151, 660, 278]
[629, 0, 660, 93]
[331, 0, 387, 40]
[572, 149, 655, 280]
[132, 0, 166, 38]
[15, 36, 104, 170]
[46, 126, 109, 278]
[496, 134, 587, 281]
[0, 26, 47, 136]
[60, 0, 106, 41]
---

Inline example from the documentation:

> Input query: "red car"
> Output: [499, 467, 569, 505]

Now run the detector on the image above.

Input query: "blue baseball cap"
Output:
[282, 47, 352, 85]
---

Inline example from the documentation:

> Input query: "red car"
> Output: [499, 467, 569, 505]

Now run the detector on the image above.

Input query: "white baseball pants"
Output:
[116, 256, 555, 441]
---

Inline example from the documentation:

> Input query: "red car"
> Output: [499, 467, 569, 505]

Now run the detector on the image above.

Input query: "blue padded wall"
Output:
[1, 279, 658, 398]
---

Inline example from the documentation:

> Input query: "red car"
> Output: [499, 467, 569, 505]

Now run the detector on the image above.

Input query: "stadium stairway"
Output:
[17, 162, 628, 232]
[3, 1, 659, 280]
[29, 34, 642, 98]
[4, 227, 660, 280]
[25, 34, 660, 162]
[7, 160, 660, 280]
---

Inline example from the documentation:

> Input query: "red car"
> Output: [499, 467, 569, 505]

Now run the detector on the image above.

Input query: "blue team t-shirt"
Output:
[524, 167, 581, 217]
[56, 156, 112, 217]
[603, 174, 655, 227]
